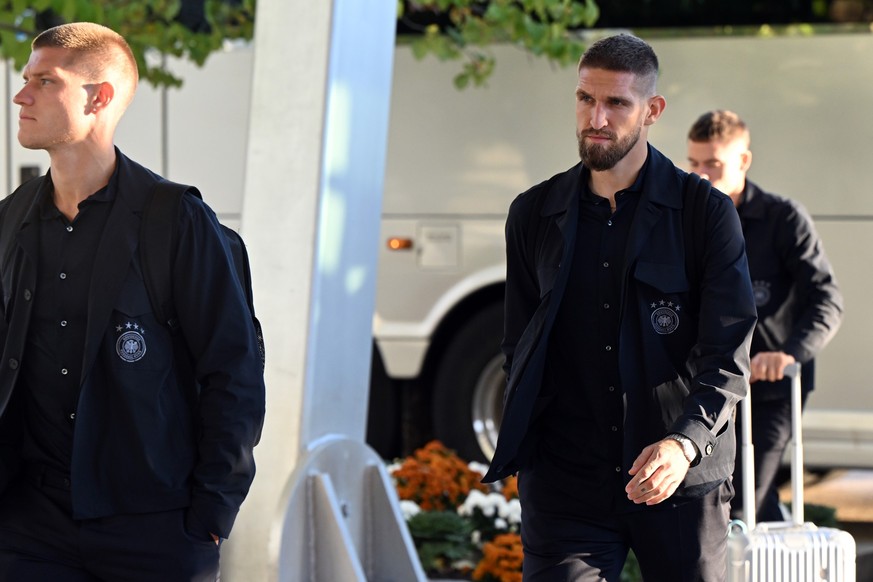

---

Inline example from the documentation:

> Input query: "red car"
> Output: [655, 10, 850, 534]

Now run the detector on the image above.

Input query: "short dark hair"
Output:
[688, 110, 750, 146]
[578, 33, 659, 95]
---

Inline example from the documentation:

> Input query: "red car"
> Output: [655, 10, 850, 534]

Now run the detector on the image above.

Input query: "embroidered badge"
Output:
[115, 321, 147, 363]
[650, 300, 680, 335]
[752, 280, 771, 307]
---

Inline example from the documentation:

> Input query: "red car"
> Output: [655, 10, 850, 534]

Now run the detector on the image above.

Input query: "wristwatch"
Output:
[667, 433, 698, 463]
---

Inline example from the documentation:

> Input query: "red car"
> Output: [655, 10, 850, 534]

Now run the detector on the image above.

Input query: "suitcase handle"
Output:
[739, 362, 803, 531]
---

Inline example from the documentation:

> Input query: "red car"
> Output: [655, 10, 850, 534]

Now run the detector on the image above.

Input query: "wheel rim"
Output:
[471, 354, 505, 461]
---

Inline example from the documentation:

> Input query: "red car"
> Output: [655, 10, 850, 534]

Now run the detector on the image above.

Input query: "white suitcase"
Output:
[727, 363, 856, 581]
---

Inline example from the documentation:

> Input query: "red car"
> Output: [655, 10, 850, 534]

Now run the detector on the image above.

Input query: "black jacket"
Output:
[739, 180, 843, 400]
[483, 145, 757, 493]
[0, 151, 265, 539]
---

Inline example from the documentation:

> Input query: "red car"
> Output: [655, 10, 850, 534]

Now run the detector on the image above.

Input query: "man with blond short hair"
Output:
[688, 109, 842, 523]
[0, 22, 264, 580]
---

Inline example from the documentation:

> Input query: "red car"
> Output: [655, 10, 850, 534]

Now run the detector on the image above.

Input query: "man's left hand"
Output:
[625, 439, 691, 505]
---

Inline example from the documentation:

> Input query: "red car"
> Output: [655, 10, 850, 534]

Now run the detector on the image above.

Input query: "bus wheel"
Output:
[432, 303, 505, 463]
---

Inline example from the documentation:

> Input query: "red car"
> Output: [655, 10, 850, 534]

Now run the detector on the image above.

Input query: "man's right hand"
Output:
[750, 351, 795, 383]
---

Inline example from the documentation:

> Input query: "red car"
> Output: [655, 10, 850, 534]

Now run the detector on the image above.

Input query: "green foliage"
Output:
[0, 1, 598, 89]
[621, 549, 642, 582]
[399, 0, 600, 88]
[406, 510, 476, 575]
[785, 502, 840, 528]
[0, 0, 254, 87]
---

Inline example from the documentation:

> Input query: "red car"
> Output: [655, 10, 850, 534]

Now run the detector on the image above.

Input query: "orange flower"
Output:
[472, 532, 523, 582]
[502, 475, 518, 500]
[392, 440, 488, 512]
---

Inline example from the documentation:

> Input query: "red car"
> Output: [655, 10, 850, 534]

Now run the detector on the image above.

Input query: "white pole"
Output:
[222, 1, 419, 580]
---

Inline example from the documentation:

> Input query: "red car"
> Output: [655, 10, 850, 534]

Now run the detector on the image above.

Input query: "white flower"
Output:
[385, 461, 402, 475]
[494, 517, 508, 529]
[399, 500, 421, 521]
[458, 489, 509, 519]
[457, 489, 487, 516]
[471, 530, 481, 545]
[468, 461, 490, 479]
[505, 498, 522, 525]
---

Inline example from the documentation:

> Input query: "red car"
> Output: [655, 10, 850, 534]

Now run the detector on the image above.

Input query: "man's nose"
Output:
[13, 87, 30, 106]
[590, 104, 607, 129]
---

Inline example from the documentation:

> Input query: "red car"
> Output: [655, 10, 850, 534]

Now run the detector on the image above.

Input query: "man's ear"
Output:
[86, 82, 115, 114]
[645, 95, 666, 126]
[740, 149, 753, 172]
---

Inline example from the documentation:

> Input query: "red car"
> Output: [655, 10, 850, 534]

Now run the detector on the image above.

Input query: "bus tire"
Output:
[432, 302, 505, 463]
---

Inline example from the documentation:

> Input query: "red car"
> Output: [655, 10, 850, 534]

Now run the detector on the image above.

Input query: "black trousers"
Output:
[730, 393, 808, 523]
[0, 470, 220, 582]
[518, 465, 733, 582]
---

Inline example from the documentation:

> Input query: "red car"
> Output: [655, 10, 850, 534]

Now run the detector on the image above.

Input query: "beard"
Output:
[577, 124, 642, 171]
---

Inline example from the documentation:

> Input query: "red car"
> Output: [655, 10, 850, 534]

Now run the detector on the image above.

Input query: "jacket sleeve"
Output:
[672, 190, 757, 454]
[172, 196, 266, 539]
[501, 191, 542, 386]
[775, 200, 843, 363]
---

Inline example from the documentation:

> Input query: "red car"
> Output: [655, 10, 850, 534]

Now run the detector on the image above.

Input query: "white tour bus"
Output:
[2, 29, 871, 468]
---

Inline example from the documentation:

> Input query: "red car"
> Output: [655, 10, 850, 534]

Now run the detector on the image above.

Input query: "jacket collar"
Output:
[736, 180, 767, 219]
[540, 144, 682, 218]
[80, 148, 160, 382]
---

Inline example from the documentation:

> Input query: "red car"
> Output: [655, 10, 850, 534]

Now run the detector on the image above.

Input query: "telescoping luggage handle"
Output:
[737, 362, 803, 532]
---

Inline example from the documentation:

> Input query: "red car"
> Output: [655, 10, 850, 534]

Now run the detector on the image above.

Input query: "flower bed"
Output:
[389, 440, 644, 581]
[388, 440, 522, 581]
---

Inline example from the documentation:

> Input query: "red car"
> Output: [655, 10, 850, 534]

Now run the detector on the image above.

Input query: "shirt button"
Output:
[607, 220, 613, 226]
[611, 426, 618, 432]
[66, 225, 73, 232]
[705, 444, 714, 455]
[69, 413, 76, 420]
[608, 386, 615, 392]
[59, 272, 67, 280]
[61, 368, 68, 375]
[615, 466, 621, 473]
[60, 320, 68, 327]
[603, 303, 610, 309]
[8, 359, 18, 370]
[605, 345, 612, 352]
[23, 289, 32, 301]
[602, 261, 609, 268]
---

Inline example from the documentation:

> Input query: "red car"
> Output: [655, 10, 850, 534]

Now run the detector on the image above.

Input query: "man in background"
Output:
[688, 109, 843, 522]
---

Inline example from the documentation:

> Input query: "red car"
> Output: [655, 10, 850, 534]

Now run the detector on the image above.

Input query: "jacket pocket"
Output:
[108, 272, 170, 371]
[634, 262, 689, 294]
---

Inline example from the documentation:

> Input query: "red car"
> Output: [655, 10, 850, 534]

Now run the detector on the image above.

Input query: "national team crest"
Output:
[116, 321, 147, 363]
[650, 300, 680, 335]
[752, 280, 771, 307]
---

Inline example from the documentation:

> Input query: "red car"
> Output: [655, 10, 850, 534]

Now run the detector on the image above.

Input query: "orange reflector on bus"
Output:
[387, 237, 414, 250]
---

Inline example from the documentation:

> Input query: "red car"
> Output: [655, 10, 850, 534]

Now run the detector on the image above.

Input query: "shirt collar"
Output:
[579, 154, 649, 202]
[37, 161, 120, 220]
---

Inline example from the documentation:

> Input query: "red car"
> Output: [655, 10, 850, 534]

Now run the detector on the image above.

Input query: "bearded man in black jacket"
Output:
[484, 34, 757, 581]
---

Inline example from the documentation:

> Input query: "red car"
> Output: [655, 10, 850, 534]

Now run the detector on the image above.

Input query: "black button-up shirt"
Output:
[21, 184, 113, 475]
[535, 163, 645, 516]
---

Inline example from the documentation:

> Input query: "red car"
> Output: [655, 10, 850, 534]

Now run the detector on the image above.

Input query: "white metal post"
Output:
[223, 1, 424, 580]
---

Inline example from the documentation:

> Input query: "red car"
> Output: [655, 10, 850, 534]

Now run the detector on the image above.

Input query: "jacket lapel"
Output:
[622, 146, 683, 282]
[80, 152, 153, 384]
